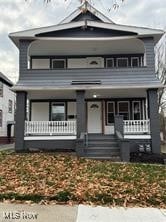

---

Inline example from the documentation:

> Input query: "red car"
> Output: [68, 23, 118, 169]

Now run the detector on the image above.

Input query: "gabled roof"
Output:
[59, 1, 114, 24]
[0, 72, 13, 87]
[9, 1, 164, 47]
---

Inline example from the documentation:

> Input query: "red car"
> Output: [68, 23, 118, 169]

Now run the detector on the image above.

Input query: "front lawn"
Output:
[0, 151, 165, 208]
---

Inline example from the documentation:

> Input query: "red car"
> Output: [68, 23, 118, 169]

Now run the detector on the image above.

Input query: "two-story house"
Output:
[9, 2, 164, 160]
[0, 72, 15, 144]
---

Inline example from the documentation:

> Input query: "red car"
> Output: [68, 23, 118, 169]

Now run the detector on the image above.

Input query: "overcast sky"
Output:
[0, 0, 166, 82]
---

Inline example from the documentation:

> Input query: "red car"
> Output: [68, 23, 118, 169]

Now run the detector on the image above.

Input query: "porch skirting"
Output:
[24, 140, 76, 151]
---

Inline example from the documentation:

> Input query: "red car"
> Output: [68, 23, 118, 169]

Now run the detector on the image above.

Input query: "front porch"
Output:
[15, 88, 160, 156]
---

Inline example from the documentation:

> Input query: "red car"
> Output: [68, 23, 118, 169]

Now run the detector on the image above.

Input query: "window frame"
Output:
[116, 57, 129, 68]
[51, 102, 66, 121]
[0, 82, 3, 97]
[106, 58, 114, 68]
[51, 59, 66, 70]
[131, 57, 140, 67]
[0, 110, 2, 127]
[132, 101, 141, 120]
[8, 99, 13, 114]
[117, 101, 130, 120]
[107, 101, 115, 125]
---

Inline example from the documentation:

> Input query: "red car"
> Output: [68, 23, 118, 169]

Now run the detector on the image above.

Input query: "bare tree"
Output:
[156, 33, 166, 140]
[156, 33, 166, 112]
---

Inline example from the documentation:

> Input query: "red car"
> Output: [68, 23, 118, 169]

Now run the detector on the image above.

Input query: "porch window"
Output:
[0, 110, 2, 127]
[106, 58, 114, 68]
[132, 101, 141, 120]
[51, 103, 65, 121]
[107, 102, 115, 124]
[131, 57, 139, 67]
[52, 59, 66, 69]
[31, 59, 50, 69]
[118, 101, 130, 120]
[117, 58, 128, 68]
[0, 82, 3, 97]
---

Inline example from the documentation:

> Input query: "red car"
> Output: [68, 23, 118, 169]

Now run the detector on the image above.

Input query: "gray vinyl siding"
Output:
[18, 38, 159, 87]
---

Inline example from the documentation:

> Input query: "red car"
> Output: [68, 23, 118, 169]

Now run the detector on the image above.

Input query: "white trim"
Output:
[12, 83, 164, 92]
[116, 57, 128, 68]
[124, 135, 151, 139]
[106, 58, 114, 68]
[132, 101, 141, 120]
[117, 101, 130, 119]
[131, 57, 139, 67]
[24, 136, 76, 140]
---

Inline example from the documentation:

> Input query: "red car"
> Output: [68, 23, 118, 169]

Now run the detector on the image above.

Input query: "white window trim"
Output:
[107, 101, 115, 125]
[52, 59, 66, 69]
[116, 57, 128, 68]
[106, 58, 114, 68]
[51, 102, 66, 121]
[131, 57, 139, 67]
[117, 101, 130, 119]
[132, 101, 141, 120]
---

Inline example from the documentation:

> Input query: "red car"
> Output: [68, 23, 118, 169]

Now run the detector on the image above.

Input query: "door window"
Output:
[107, 102, 115, 124]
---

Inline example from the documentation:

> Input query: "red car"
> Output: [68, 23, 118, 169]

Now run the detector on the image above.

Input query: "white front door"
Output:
[87, 102, 102, 133]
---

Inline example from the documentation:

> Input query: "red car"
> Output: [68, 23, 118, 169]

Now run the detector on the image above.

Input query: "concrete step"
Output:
[86, 146, 120, 150]
[88, 141, 119, 147]
[87, 156, 121, 161]
[84, 149, 120, 157]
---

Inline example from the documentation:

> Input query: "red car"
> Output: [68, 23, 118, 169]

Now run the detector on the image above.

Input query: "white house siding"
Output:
[0, 83, 15, 137]
[31, 102, 49, 121]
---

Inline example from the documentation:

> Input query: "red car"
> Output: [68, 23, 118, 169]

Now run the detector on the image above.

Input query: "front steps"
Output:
[84, 134, 121, 160]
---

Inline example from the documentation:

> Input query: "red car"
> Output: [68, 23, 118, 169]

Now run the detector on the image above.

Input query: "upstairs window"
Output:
[131, 57, 139, 67]
[8, 100, 13, 113]
[52, 59, 66, 69]
[106, 58, 114, 68]
[31, 58, 50, 69]
[0, 110, 2, 127]
[0, 82, 3, 97]
[117, 58, 128, 68]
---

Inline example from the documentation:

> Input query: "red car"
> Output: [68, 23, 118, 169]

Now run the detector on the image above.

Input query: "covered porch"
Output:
[14, 87, 160, 154]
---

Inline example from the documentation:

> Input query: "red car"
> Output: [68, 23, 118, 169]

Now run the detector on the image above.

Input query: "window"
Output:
[51, 103, 65, 121]
[0, 110, 2, 127]
[131, 57, 139, 67]
[106, 58, 114, 68]
[52, 59, 66, 69]
[107, 102, 115, 124]
[31, 59, 50, 69]
[8, 100, 13, 113]
[132, 101, 141, 120]
[118, 101, 130, 120]
[117, 58, 128, 68]
[0, 82, 3, 97]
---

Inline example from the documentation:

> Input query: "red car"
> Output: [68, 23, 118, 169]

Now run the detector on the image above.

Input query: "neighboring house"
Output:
[0, 72, 15, 144]
[9, 2, 164, 160]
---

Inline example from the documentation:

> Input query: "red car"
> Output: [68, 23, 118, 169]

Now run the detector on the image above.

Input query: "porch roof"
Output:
[12, 80, 163, 92]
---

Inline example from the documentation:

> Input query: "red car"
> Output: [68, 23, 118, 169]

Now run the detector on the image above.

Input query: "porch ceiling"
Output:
[27, 88, 147, 100]
[28, 38, 145, 56]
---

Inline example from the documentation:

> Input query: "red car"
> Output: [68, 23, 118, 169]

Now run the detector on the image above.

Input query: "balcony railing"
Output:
[124, 120, 150, 134]
[25, 121, 76, 136]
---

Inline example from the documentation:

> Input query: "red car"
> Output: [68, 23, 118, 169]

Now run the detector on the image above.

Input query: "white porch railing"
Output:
[25, 121, 76, 136]
[124, 120, 150, 134]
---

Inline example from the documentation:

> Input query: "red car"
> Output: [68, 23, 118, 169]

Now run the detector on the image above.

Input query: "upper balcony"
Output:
[27, 38, 147, 70]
